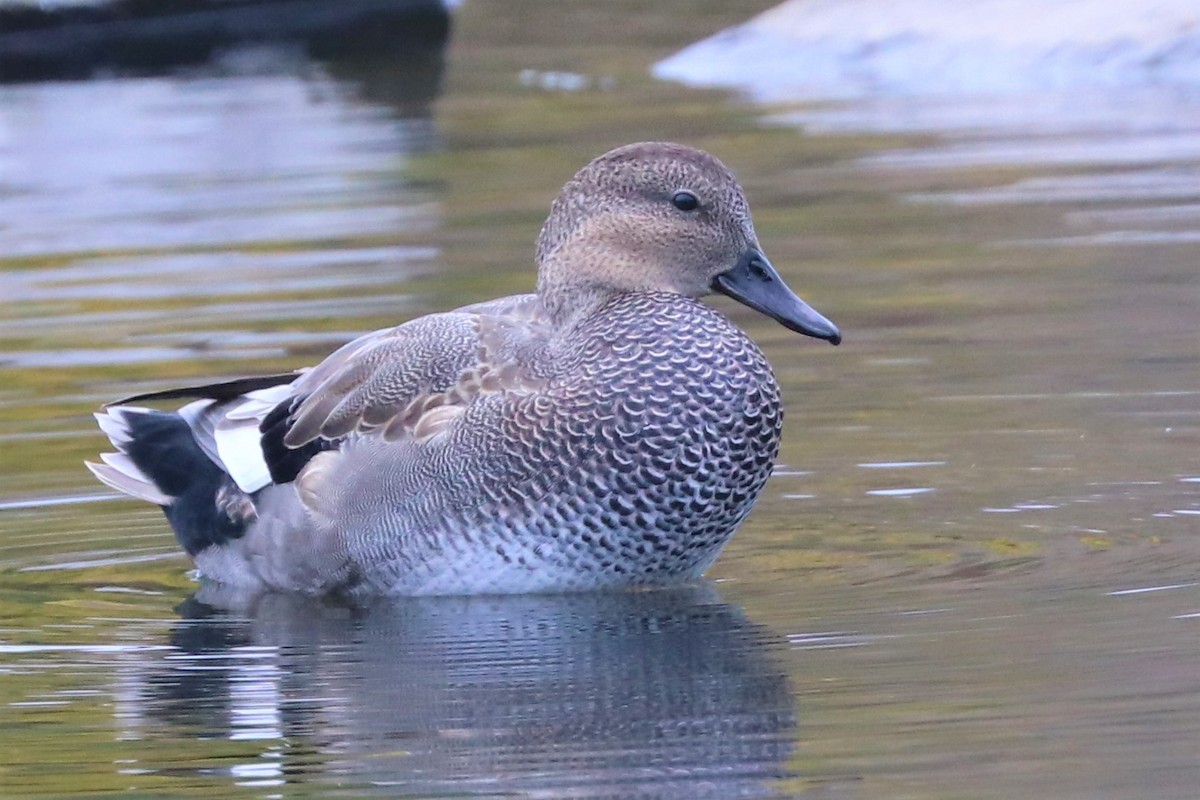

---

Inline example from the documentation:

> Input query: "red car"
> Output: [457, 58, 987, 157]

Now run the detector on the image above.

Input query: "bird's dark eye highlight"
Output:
[671, 191, 700, 212]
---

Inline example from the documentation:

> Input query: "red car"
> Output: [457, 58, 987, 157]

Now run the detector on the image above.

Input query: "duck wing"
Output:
[212, 294, 551, 492]
[282, 294, 550, 447]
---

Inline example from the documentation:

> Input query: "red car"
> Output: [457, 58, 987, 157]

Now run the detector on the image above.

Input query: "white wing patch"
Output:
[225, 384, 294, 421]
[177, 399, 221, 466]
[214, 421, 273, 494]
[215, 384, 296, 494]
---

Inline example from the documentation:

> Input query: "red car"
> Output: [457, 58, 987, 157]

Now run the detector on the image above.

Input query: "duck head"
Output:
[535, 141, 840, 345]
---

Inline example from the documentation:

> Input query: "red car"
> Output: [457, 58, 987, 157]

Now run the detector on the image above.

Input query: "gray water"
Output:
[1, 2, 1198, 798]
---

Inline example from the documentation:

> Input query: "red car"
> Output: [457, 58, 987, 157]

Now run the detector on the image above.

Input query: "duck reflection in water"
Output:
[116, 584, 796, 798]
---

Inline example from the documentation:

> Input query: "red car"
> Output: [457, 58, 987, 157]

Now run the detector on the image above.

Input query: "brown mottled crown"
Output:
[535, 142, 762, 324]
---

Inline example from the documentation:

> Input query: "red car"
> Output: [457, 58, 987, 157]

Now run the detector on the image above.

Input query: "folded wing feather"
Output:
[93, 295, 552, 502]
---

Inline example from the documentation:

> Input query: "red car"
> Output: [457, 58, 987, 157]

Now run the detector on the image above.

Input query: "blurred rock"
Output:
[654, 0, 1200, 102]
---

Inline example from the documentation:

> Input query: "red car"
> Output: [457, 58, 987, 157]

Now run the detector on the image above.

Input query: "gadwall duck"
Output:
[88, 142, 840, 596]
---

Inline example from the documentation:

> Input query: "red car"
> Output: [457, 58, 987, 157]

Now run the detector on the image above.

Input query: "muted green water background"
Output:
[1, 1, 1198, 797]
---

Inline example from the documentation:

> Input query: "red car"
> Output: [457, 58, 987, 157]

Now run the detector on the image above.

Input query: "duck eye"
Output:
[671, 191, 700, 212]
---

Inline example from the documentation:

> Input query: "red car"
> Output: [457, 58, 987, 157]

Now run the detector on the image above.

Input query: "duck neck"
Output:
[538, 269, 622, 331]
[535, 219, 670, 329]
